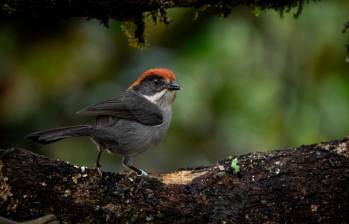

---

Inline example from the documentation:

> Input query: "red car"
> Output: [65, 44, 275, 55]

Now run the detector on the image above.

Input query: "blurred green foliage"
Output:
[0, 1, 348, 172]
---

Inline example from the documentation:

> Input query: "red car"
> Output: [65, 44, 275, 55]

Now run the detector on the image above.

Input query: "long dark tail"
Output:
[25, 125, 92, 144]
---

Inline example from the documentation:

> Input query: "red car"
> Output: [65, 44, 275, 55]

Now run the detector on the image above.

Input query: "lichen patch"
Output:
[160, 170, 208, 185]
[319, 141, 349, 158]
[0, 161, 13, 202]
[334, 142, 349, 158]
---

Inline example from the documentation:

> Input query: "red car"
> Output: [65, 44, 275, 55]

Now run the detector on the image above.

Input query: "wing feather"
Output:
[77, 90, 163, 125]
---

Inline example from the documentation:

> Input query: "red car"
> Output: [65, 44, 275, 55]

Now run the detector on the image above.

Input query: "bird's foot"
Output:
[96, 166, 103, 177]
[136, 170, 148, 177]
[134, 170, 149, 193]
[117, 169, 148, 192]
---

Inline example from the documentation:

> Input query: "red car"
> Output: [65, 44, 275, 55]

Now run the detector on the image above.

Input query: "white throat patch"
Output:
[142, 89, 167, 104]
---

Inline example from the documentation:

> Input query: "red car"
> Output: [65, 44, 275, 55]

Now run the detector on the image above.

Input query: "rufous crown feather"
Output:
[128, 68, 176, 89]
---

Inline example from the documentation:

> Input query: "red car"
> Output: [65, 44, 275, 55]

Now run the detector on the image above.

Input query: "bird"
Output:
[26, 68, 180, 176]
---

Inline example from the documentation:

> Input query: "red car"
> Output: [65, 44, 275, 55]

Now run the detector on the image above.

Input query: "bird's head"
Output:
[128, 68, 181, 107]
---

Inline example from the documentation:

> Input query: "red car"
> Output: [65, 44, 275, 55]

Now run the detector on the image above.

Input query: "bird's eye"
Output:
[153, 79, 160, 85]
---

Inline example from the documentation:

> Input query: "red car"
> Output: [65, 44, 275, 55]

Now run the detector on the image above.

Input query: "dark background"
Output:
[0, 1, 348, 172]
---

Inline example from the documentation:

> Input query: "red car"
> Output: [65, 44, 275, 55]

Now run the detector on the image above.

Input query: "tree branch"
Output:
[1, 138, 349, 223]
[0, 0, 335, 47]
[0, 0, 315, 21]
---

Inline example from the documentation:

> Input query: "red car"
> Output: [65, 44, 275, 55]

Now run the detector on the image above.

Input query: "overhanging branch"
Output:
[1, 138, 349, 223]
[0, 0, 318, 45]
[0, 0, 316, 20]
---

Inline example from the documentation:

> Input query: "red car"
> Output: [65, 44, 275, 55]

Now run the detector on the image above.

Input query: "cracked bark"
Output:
[0, 138, 349, 223]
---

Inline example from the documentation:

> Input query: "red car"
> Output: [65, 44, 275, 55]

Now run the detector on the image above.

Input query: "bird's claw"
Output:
[136, 170, 148, 177]
[96, 166, 103, 177]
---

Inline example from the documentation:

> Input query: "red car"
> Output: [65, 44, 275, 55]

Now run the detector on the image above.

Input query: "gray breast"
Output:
[92, 106, 172, 157]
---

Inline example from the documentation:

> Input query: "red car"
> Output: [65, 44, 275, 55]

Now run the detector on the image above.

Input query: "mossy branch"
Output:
[0, 0, 320, 46]
[0, 0, 317, 20]
[1, 138, 349, 223]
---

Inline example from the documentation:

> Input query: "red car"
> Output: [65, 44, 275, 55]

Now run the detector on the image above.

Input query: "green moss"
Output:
[119, 0, 319, 47]
[121, 15, 147, 48]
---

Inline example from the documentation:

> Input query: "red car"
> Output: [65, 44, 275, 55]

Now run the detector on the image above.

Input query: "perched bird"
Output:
[26, 68, 180, 176]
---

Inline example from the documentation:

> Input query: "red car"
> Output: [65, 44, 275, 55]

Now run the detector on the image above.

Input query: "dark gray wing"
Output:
[77, 90, 163, 125]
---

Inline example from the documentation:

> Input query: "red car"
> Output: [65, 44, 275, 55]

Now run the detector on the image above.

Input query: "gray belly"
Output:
[91, 108, 172, 157]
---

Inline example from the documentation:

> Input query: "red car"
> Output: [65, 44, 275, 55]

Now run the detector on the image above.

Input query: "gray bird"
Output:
[26, 68, 180, 176]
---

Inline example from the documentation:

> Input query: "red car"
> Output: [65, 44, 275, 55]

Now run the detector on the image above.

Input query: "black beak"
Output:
[167, 81, 181, 91]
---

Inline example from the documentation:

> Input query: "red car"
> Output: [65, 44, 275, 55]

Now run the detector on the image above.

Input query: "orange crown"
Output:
[128, 68, 176, 89]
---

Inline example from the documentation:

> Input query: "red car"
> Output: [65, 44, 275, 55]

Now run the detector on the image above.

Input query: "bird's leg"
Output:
[91, 138, 103, 176]
[95, 149, 103, 176]
[122, 156, 148, 177]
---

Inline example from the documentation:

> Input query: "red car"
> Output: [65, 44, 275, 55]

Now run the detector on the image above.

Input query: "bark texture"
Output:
[1, 138, 349, 223]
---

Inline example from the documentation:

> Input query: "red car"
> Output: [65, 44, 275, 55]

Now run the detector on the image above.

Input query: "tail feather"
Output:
[25, 125, 92, 144]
